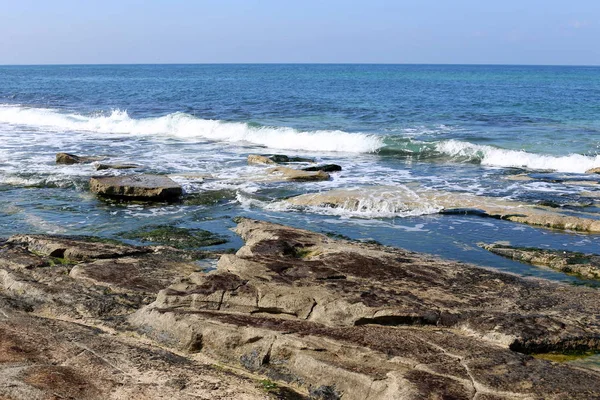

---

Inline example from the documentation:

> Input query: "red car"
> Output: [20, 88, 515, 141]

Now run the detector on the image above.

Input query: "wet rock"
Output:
[94, 163, 142, 170]
[119, 225, 228, 249]
[247, 155, 276, 165]
[182, 189, 237, 206]
[56, 152, 106, 165]
[130, 218, 600, 399]
[269, 155, 314, 164]
[286, 186, 600, 232]
[89, 174, 183, 200]
[481, 243, 600, 280]
[268, 166, 330, 182]
[302, 164, 342, 173]
[248, 154, 315, 165]
[585, 167, 600, 174]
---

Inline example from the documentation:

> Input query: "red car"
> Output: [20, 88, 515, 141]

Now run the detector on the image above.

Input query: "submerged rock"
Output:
[182, 189, 237, 206]
[268, 166, 330, 182]
[585, 167, 600, 174]
[302, 164, 342, 172]
[119, 225, 228, 249]
[130, 218, 600, 399]
[481, 243, 600, 279]
[94, 163, 142, 170]
[56, 152, 106, 165]
[89, 174, 183, 200]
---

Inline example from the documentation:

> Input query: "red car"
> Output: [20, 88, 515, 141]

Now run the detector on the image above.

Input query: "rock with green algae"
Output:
[120, 225, 228, 249]
[481, 242, 600, 280]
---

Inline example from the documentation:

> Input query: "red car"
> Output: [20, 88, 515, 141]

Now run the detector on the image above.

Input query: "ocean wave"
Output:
[2, 105, 598, 173]
[0, 105, 383, 153]
[380, 138, 600, 173]
[435, 140, 600, 173]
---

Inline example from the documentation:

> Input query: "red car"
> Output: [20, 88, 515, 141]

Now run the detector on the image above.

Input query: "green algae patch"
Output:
[533, 350, 597, 363]
[120, 225, 228, 249]
[182, 189, 237, 206]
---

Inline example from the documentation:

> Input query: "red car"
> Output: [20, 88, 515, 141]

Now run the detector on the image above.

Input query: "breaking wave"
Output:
[0, 105, 382, 153]
[1, 105, 598, 173]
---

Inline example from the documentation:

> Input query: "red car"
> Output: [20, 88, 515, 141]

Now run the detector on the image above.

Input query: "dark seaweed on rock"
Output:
[119, 225, 228, 249]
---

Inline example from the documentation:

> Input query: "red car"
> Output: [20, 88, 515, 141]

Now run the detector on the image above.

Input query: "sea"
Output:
[1, 64, 600, 286]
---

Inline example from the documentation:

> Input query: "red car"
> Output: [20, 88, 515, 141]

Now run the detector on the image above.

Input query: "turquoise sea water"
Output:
[1, 64, 599, 285]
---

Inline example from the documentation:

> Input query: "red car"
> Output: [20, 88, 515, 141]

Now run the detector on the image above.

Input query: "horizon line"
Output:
[0, 62, 599, 67]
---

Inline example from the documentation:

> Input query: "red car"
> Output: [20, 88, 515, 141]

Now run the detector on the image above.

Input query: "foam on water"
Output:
[0, 105, 383, 153]
[237, 188, 443, 219]
[435, 140, 600, 173]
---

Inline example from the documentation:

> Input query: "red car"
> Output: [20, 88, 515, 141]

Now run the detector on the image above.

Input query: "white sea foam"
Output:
[237, 189, 442, 219]
[435, 139, 600, 173]
[0, 105, 383, 153]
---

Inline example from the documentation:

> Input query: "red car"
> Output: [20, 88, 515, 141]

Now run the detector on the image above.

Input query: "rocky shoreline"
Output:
[2, 219, 600, 399]
[1, 152, 600, 399]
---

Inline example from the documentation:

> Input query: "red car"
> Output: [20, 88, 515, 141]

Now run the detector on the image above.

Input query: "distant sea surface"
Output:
[1, 64, 600, 284]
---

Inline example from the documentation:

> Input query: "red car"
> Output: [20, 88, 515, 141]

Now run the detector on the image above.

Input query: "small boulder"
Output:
[586, 167, 600, 174]
[268, 166, 330, 182]
[302, 164, 342, 172]
[89, 175, 183, 200]
[56, 153, 106, 165]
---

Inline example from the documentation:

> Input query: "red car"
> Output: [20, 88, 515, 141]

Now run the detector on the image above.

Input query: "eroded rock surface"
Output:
[90, 174, 183, 200]
[130, 218, 600, 399]
[482, 243, 600, 280]
[0, 302, 272, 400]
[0, 234, 300, 399]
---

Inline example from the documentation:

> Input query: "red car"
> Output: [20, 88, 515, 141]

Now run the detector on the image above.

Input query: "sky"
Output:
[0, 0, 599, 65]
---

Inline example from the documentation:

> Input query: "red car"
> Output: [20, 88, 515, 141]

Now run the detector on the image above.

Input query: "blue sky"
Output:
[1, 0, 599, 65]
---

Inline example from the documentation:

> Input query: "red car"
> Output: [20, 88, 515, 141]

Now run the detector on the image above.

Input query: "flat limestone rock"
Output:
[89, 174, 183, 200]
[481, 243, 600, 280]
[7, 234, 148, 261]
[56, 152, 106, 165]
[285, 186, 600, 232]
[268, 166, 330, 182]
[70, 255, 199, 294]
[130, 218, 600, 399]
[0, 305, 272, 400]
[0, 237, 198, 322]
